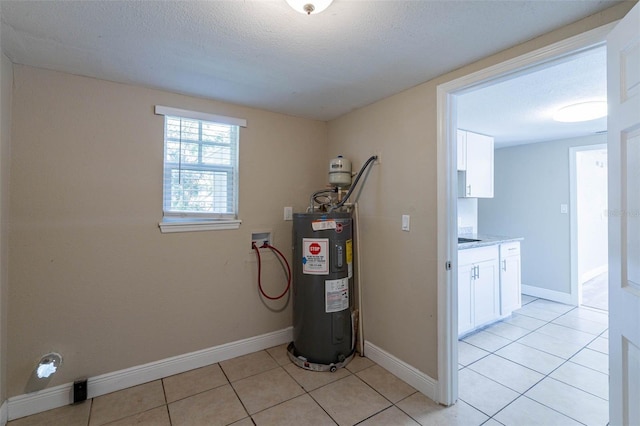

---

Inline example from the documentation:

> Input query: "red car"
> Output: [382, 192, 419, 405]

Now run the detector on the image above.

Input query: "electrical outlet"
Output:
[73, 379, 88, 404]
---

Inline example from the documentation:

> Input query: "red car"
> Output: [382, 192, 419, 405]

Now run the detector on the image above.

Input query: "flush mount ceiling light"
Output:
[553, 101, 608, 123]
[286, 0, 333, 15]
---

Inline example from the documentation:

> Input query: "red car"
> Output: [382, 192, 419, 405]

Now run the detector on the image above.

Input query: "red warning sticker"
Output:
[302, 238, 329, 275]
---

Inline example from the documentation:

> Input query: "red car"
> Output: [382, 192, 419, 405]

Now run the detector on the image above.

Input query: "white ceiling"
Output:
[458, 45, 607, 148]
[0, 0, 624, 143]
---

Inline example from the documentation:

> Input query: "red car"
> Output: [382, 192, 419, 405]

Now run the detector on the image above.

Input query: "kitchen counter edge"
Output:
[458, 234, 524, 250]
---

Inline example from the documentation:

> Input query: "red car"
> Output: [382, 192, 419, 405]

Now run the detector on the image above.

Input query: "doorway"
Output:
[436, 23, 617, 405]
[571, 144, 608, 311]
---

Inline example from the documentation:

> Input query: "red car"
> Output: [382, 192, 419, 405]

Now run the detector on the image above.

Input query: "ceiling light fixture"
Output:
[286, 0, 333, 15]
[553, 101, 608, 123]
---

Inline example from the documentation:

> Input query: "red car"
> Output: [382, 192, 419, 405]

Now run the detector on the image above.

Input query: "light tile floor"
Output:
[460, 295, 609, 426]
[581, 272, 608, 311]
[9, 296, 609, 426]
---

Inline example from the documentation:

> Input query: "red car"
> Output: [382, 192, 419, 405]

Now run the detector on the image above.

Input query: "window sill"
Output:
[159, 219, 242, 234]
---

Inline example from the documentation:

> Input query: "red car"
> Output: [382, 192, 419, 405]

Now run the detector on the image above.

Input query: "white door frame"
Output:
[569, 143, 608, 307]
[436, 23, 616, 405]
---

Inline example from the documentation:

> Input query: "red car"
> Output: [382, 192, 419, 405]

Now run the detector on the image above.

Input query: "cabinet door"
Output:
[458, 265, 474, 335]
[473, 258, 500, 326]
[457, 130, 467, 171]
[500, 253, 522, 315]
[465, 132, 494, 198]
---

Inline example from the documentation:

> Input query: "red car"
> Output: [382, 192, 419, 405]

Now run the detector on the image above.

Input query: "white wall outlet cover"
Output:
[560, 204, 568, 214]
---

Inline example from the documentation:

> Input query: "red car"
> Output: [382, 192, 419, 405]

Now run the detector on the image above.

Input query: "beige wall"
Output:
[7, 66, 326, 397]
[327, 2, 634, 379]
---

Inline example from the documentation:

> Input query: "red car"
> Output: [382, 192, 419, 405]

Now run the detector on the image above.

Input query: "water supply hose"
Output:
[308, 188, 337, 212]
[252, 242, 291, 300]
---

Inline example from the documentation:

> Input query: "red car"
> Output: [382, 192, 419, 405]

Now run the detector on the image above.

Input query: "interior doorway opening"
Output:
[436, 22, 617, 406]
[571, 144, 608, 311]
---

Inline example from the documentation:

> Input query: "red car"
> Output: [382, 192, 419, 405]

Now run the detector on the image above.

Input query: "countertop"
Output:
[458, 234, 524, 250]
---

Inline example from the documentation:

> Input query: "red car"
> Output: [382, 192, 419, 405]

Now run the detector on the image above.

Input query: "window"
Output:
[155, 106, 246, 233]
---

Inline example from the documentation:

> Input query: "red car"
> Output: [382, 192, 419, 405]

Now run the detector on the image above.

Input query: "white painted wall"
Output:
[457, 197, 478, 235]
[478, 133, 606, 294]
[576, 147, 608, 283]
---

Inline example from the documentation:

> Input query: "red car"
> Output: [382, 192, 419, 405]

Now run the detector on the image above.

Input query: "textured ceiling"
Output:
[0, 0, 626, 143]
[458, 45, 607, 148]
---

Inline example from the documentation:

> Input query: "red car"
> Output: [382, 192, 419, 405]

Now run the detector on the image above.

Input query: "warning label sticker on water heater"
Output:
[311, 220, 336, 231]
[346, 239, 353, 279]
[325, 278, 349, 313]
[302, 238, 329, 275]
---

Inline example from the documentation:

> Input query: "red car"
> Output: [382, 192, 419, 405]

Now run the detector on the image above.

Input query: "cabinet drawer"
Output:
[459, 245, 499, 265]
[500, 241, 520, 257]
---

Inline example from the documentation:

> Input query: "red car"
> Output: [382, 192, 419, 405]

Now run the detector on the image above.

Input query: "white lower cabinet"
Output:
[500, 242, 522, 315]
[458, 245, 500, 336]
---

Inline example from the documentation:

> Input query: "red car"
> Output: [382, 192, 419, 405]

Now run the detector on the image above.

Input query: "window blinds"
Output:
[156, 106, 245, 220]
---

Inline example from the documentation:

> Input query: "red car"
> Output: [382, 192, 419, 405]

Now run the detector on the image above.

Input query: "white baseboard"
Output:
[580, 265, 608, 285]
[522, 284, 573, 305]
[364, 340, 438, 402]
[1, 400, 7, 426]
[8, 327, 293, 421]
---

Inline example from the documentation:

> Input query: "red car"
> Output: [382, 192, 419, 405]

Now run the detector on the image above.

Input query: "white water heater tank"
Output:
[328, 156, 352, 188]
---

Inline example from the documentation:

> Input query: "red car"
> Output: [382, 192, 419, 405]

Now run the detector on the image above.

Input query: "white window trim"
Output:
[159, 219, 242, 233]
[155, 105, 247, 128]
[156, 105, 246, 234]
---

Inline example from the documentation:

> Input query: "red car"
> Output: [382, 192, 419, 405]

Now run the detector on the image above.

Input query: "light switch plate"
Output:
[402, 215, 410, 231]
[560, 204, 568, 214]
[284, 206, 293, 221]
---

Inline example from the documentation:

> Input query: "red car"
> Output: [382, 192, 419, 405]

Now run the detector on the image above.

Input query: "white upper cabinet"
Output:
[458, 130, 494, 198]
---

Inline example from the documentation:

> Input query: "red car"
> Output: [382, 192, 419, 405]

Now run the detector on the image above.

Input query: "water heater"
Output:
[287, 211, 355, 371]
[287, 154, 377, 372]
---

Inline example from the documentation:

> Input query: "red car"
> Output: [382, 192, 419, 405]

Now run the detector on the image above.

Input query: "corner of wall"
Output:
[0, 49, 14, 412]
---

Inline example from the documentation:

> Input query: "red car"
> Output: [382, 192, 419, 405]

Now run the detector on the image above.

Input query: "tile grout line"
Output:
[86, 399, 93, 426]
[164, 404, 172, 426]
[389, 390, 423, 425]
[218, 356, 253, 423]
[303, 385, 340, 425]
[350, 368, 406, 425]
[275, 346, 349, 425]
[159, 378, 173, 426]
